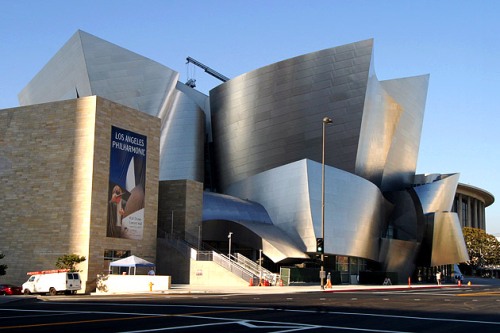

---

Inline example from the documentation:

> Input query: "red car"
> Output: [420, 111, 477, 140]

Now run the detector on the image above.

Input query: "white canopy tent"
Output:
[109, 255, 155, 275]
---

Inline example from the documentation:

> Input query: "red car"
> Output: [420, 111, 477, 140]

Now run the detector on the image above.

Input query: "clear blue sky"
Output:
[2, 1, 499, 234]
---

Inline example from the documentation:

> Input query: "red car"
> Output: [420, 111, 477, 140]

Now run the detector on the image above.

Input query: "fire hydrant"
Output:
[149, 281, 154, 292]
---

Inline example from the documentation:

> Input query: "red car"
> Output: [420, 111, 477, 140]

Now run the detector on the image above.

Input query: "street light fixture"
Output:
[228, 232, 233, 260]
[321, 116, 332, 289]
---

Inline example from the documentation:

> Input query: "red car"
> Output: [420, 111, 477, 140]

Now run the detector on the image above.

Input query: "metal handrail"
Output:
[196, 250, 255, 282]
[234, 253, 275, 281]
[161, 236, 270, 283]
[159, 234, 191, 258]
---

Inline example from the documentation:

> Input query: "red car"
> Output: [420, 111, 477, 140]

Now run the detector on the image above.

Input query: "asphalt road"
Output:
[1, 283, 499, 332]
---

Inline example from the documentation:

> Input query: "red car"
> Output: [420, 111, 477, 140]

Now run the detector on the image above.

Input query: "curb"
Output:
[0, 296, 38, 305]
[322, 284, 476, 293]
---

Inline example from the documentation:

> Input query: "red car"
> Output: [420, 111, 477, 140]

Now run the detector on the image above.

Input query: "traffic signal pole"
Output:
[320, 117, 332, 289]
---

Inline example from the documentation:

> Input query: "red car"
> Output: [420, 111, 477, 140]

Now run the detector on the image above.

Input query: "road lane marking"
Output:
[0, 308, 262, 330]
[457, 291, 500, 297]
[4, 302, 499, 330]
[281, 308, 500, 326]
[121, 316, 413, 333]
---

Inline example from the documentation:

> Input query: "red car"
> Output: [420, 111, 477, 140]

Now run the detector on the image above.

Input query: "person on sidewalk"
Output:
[436, 271, 442, 286]
[326, 272, 332, 289]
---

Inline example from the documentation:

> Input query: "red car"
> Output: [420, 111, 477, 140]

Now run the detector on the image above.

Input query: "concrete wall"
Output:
[95, 274, 171, 294]
[190, 259, 249, 287]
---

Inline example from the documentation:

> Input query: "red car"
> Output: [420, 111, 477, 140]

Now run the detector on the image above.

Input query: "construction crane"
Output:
[185, 56, 229, 88]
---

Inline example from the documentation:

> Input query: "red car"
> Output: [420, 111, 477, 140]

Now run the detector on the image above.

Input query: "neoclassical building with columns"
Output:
[454, 184, 494, 230]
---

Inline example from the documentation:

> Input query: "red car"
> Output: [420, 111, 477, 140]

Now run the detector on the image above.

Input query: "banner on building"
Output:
[107, 126, 147, 240]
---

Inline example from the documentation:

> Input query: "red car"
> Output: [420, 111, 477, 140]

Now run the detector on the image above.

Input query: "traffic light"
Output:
[316, 237, 324, 254]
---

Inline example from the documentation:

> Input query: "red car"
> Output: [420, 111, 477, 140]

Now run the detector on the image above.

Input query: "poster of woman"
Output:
[106, 126, 147, 240]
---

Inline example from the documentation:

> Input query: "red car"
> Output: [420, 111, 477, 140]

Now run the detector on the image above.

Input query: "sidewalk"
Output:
[166, 282, 463, 295]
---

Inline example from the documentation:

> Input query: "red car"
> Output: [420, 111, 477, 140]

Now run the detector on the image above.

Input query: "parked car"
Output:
[0, 284, 23, 295]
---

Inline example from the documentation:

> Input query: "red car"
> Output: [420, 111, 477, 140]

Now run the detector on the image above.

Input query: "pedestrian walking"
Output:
[436, 271, 442, 285]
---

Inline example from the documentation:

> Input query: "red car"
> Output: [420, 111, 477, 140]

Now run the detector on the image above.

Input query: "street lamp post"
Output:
[228, 232, 233, 260]
[321, 116, 332, 289]
[259, 249, 263, 282]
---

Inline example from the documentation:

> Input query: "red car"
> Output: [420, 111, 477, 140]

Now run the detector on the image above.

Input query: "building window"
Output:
[103, 249, 130, 273]
[336, 256, 349, 272]
[104, 249, 130, 260]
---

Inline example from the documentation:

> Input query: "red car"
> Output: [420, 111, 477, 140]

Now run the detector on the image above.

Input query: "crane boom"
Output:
[186, 56, 229, 82]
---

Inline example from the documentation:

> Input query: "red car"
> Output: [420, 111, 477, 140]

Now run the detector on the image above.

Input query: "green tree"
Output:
[0, 252, 7, 276]
[462, 227, 500, 270]
[55, 254, 86, 272]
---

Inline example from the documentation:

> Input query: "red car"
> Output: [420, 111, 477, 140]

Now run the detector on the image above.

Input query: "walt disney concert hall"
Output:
[2, 30, 492, 290]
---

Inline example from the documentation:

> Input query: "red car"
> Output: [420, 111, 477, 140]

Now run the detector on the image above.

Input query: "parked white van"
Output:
[22, 269, 81, 295]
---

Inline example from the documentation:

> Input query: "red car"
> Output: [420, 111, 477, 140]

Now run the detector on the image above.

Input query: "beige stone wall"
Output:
[0, 96, 160, 293]
[157, 180, 203, 245]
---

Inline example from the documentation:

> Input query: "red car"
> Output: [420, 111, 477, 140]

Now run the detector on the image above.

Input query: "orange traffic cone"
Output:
[458, 279, 461, 287]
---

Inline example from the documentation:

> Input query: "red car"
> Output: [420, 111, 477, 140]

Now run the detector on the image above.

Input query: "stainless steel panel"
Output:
[211, 39, 430, 194]
[202, 192, 273, 224]
[159, 89, 205, 181]
[431, 212, 469, 266]
[379, 238, 420, 281]
[413, 173, 460, 213]
[201, 192, 308, 262]
[377, 75, 429, 190]
[211, 40, 374, 191]
[226, 159, 388, 262]
[19, 31, 179, 119]
[355, 71, 429, 190]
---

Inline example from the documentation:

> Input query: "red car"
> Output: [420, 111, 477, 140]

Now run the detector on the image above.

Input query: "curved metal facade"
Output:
[210, 39, 374, 191]
[358, 74, 429, 190]
[159, 89, 205, 182]
[202, 192, 273, 224]
[210, 39, 429, 193]
[226, 159, 388, 261]
[201, 192, 308, 262]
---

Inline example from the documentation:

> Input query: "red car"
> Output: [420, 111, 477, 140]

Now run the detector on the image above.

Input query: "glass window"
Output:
[103, 249, 130, 274]
[104, 250, 130, 260]
[336, 256, 349, 272]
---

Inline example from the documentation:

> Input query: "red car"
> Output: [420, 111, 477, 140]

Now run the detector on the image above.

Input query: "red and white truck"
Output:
[22, 269, 82, 295]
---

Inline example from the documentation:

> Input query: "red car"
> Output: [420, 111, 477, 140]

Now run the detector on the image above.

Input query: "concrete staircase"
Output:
[159, 234, 277, 286]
